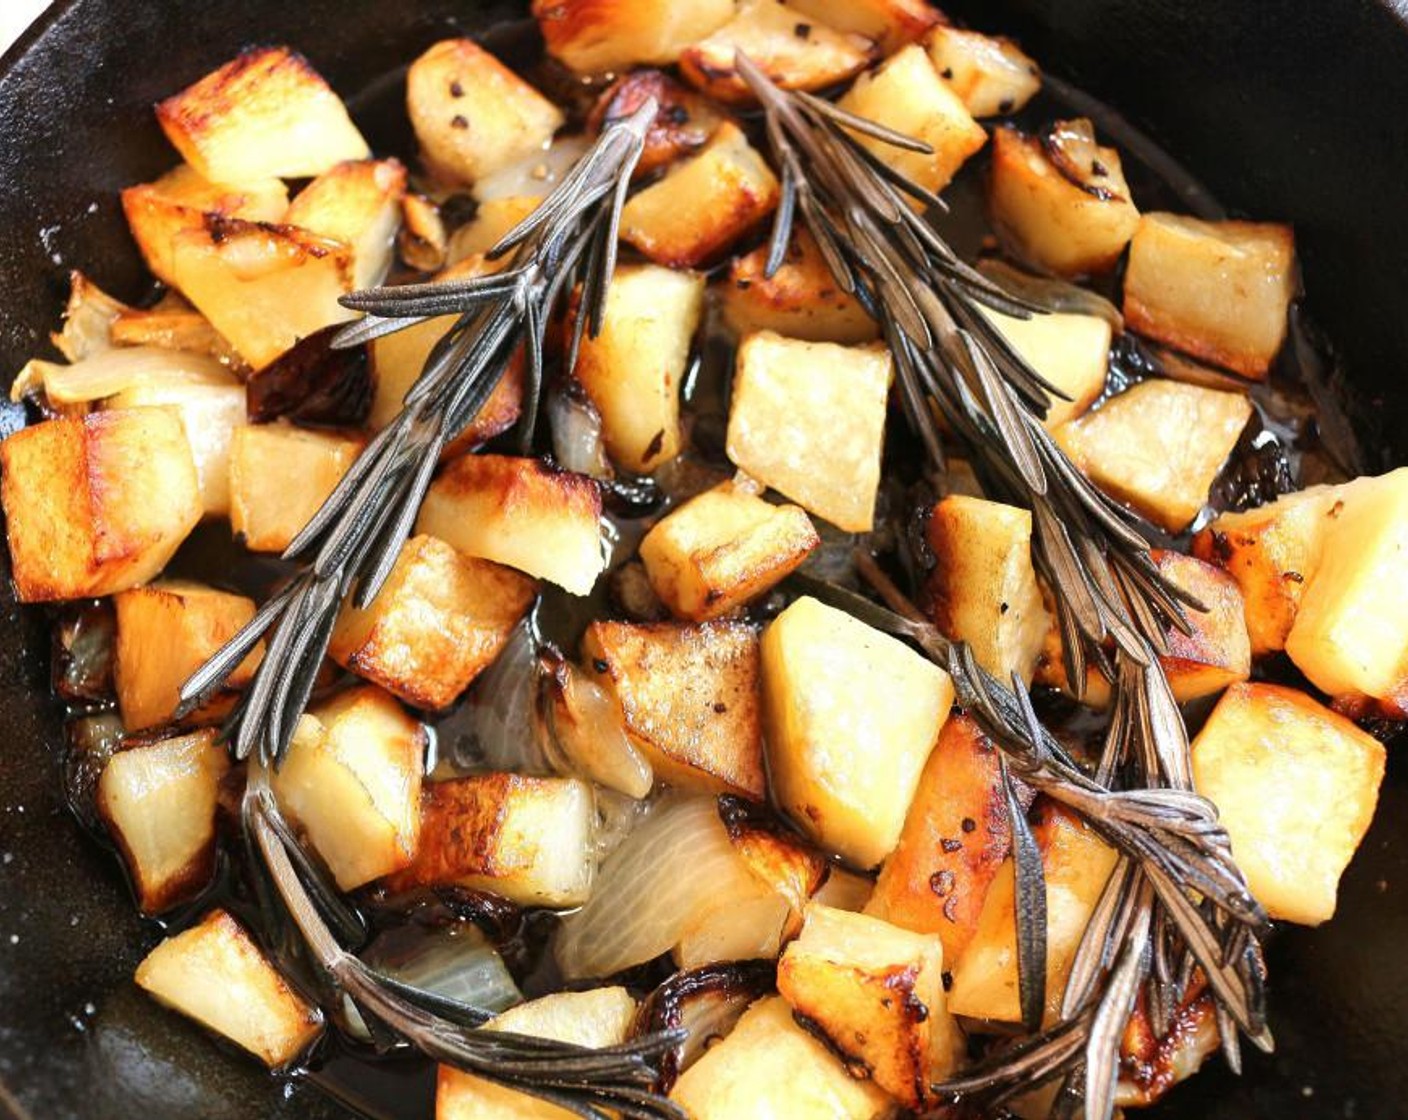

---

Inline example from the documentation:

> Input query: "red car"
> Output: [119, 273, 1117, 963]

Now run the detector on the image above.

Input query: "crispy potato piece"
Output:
[271, 688, 425, 890]
[673, 891, 794, 970]
[406, 39, 564, 187]
[229, 423, 363, 553]
[533, 0, 735, 73]
[719, 798, 830, 920]
[620, 122, 780, 268]
[136, 908, 321, 1068]
[763, 596, 955, 869]
[0, 409, 200, 602]
[97, 730, 230, 913]
[1054, 379, 1252, 533]
[399, 193, 448, 272]
[330, 535, 537, 711]
[1116, 986, 1220, 1108]
[285, 159, 406, 289]
[417, 454, 605, 596]
[571, 264, 705, 473]
[727, 331, 892, 532]
[1192, 683, 1385, 925]
[925, 495, 1051, 684]
[866, 714, 1010, 964]
[446, 197, 540, 263]
[582, 620, 766, 799]
[787, 0, 939, 53]
[1124, 213, 1296, 378]
[680, 1, 874, 104]
[779, 904, 962, 1105]
[640, 478, 819, 621]
[156, 47, 369, 183]
[989, 124, 1140, 277]
[925, 26, 1040, 118]
[587, 69, 725, 175]
[720, 228, 880, 344]
[113, 581, 261, 731]
[838, 44, 987, 201]
[385, 773, 595, 907]
[978, 306, 1111, 427]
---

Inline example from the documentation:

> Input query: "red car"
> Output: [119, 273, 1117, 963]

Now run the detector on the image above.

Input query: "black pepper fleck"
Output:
[998, 97, 1015, 114]
[961, 817, 977, 833]
[713, 702, 728, 713]
[449, 79, 464, 98]
[1000, 602, 1010, 615]
[1091, 158, 1109, 177]
[592, 658, 609, 673]
[450, 114, 469, 130]
[942, 970, 954, 991]
[929, 869, 956, 897]
[794, 21, 812, 39]
[941, 67, 954, 80]
[664, 105, 689, 125]
[941, 837, 963, 853]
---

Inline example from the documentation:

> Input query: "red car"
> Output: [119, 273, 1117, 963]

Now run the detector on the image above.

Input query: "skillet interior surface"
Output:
[1, 2, 1406, 1117]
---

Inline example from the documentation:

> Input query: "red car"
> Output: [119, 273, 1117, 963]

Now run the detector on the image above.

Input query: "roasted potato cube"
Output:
[114, 581, 261, 731]
[720, 799, 831, 917]
[156, 47, 369, 183]
[720, 228, 880, 345]
[385, 773, 595, 907]
[330, 535, 537, 711]
[925, 495, 1051, 684]
[620, 122, 780, 268]
[989, 124, 1140, 277]
[416, 454, 605, 596]
[446, 197, 540, 262]
[587, 69, 725, 176]
[399, 193, 448, 272]
[1124, 213, 1296, 378]
[925, 26, 1040, 118]
[406, 39, 564, 187]
[437, 988, 637, 1120]
[1285, 468, 1408, 703]
[1191, 683, 1385, 925]
[285, 159, 406, 289]
[1151, 550, 1251, 700]
[787, 0, 939, 53]
[948, 802, 1120, 1025]
[1191, 484, 1343, 655]
[571, 263, 705, 473]
[727, 331, 891, 532]
[838, 44, 987, 201]
[674, 891, 794, 970]
[979, 306, 1111, 427]
[271, 687, 425, 890]
[866, 714, 1011, 965]
[135, 908, 321, 1068]
[670, 996, 893, 1120]
[168, 217, 356, 371]
[97, 730, 230, 913]
[763, 595, 955, 868]
[533, 0, 735, 74]
[1054, 379, 1252, 533]
[582, 620, 766, 799]
[680, 1, 874, 104]
[0, 409, 201, 602]
[639, 478, 819, 621]
[779, 904, 962, 1105]
[121, 163, 288, 286]
[229, 423, 363, 553]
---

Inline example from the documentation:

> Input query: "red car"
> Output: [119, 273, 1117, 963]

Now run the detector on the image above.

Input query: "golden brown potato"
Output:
[113, 581, 261, 731]
[571, 263, 705, 473]
[0, 409, 201, 602]
[838, 44, 987, 201]
[727, 331, 892, 532]
[586, 69, 726, 176]
[978, 306, 1111, 427]
[385, 773, 595, 907]
[156, 46, 369, 183]
[673, 892, 794, 971]
[866, 714, 1010, 965]
[285, 158, 407, 289]
[446, 197, 540, 262]
[620, 122, 780, 269]
[416, 454, 605, 596]
[989, 123, 1141, 277]
[719, 228, 880, 345]
[1124, 213, 1296, 378]
[135, 908, 322, 1068]
[329, 535, 537, 711]
[533, 0, 735, 74]
[228, 423, 363, 553]
[1054, 379, 1252, 533]
[787, 0, 939, 53]
[925, 26, 1040, 118]
[1151, 550, 1252, 701]
[582, 620, 766, 799]
[406, 39, 564, 187]
[679, 1, 874, 104]
[720, 800, 830, 919]
[1116, 986, 1220, 1109]
[763, 595, 955, 869]
[398, 192, 448, 272]
[639, 477, 819, 621]
[97, 730, 230, 913]
[271, 687, 425, 890]
[1192, 682, 1385, 925]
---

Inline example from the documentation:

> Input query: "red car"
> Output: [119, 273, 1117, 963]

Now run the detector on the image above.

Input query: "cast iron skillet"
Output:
[1, 2, 1406, 1118]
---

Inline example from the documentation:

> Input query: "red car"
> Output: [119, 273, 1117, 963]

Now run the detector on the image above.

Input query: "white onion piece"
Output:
[448, 619, 554, 775]
[473, 135, 591, 203]
[977, 257, 1123, 330]
[53, 272, 131, 362]
[544, 658, 652, 799]
[555, 798, 769, 980]
[548, 387, 613, 480]
[40, 346, 233, 406]
[363, 923, 522, 1014]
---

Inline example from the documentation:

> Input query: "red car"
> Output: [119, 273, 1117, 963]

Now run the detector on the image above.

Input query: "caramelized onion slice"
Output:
[1042, 117, 1126, 202]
